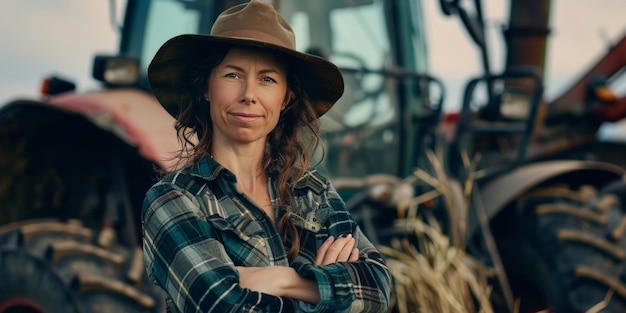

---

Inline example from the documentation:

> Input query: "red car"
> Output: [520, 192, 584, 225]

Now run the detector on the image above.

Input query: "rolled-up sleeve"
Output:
[141, 182, 295, 313]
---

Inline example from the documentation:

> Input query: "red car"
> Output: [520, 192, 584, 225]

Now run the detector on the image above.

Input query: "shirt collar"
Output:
[189, 156, 282, 202]
[189, 157, 236, 182]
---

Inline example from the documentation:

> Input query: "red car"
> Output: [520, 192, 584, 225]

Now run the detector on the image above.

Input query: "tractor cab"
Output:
[97, 0, 441, 179]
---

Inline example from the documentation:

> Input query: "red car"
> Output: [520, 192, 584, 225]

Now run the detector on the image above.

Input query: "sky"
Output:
[0, 0, 625, 114]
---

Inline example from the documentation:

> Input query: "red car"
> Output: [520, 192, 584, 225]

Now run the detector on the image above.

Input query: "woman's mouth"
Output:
[230, 112, 261, 123]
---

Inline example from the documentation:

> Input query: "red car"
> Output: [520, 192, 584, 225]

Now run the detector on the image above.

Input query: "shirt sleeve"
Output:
[141, 182, 297, 313]
[291, 182, 392, 313]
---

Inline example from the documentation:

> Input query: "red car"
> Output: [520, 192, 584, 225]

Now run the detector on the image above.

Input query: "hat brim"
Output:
[148, 34, 344, 119]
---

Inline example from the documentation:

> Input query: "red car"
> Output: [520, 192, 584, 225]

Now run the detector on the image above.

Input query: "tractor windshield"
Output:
[122, 0, 431, 178]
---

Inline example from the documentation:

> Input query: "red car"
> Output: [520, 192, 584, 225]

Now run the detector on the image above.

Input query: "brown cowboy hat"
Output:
[147, 0, 344, 119]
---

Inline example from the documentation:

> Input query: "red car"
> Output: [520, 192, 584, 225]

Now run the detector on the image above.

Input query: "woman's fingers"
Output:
[349, 248, 359, 262]
[314, 236, 335, 264]
[315, 234, 356, 265]
[333, 235, 354, 262]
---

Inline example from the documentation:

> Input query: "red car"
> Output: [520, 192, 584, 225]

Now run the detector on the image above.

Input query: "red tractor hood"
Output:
[48, 89, 184, 169]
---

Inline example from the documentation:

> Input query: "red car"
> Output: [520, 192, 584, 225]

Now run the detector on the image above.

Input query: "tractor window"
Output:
[141, 1, 201, 76]
[280, 0, 401, 178]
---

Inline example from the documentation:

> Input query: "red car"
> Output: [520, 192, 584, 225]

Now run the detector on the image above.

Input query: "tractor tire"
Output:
[0, 219, 165, 313]
[494, 183, 626, 313]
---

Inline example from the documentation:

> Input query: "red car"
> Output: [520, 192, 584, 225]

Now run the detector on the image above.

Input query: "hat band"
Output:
[215, 29, 294, 50]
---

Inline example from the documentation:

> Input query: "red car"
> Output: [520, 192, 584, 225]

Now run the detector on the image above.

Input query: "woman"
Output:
[142, 1, 391, 312]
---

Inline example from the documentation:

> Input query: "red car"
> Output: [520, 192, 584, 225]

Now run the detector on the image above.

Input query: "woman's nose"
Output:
[240, 81, 257, 104]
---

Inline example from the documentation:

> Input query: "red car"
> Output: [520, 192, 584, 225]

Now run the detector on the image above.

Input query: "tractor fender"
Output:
[472, 160, 625, 235]
[1, 89, 186, 170]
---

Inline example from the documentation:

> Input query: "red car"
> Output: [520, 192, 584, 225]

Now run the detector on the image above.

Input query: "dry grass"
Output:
[377, 150, 495, 313]
[379, 219, 495, 313]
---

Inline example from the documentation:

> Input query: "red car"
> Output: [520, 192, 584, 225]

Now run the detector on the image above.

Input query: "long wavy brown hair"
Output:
[170, 44, 323, 261]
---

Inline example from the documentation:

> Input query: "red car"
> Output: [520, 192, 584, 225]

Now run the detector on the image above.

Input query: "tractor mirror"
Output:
[92, 55, 140, 86]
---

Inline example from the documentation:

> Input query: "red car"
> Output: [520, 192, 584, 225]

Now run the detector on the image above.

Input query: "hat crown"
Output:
[210, 0, 296, 50]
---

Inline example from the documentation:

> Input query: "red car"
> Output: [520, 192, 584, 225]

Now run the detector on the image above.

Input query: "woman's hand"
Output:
[315, 234, 359, 265]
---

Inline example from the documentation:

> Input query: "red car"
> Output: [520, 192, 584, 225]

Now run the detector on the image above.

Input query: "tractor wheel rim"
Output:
[0, 298, 46, 313]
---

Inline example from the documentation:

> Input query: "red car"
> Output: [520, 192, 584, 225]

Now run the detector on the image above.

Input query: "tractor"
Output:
[1, 0, 626, 312]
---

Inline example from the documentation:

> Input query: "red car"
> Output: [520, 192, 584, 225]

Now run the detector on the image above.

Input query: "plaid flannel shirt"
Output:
[142, 157, 391, 313]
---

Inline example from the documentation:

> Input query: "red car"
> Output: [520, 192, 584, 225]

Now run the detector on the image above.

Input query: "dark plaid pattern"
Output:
[142, 157, 391, 312]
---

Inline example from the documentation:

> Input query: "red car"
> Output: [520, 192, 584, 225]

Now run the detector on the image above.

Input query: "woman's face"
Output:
[205, 47, 291, 147]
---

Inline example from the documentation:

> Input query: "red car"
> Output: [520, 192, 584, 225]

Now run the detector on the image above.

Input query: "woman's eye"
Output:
[262, 76, 277, 83]
[225, 73, 238, 78]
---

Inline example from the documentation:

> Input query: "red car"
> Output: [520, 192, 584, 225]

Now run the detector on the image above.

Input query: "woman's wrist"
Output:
[237, 266, 320, 303]
[279, 267, 320, 304]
